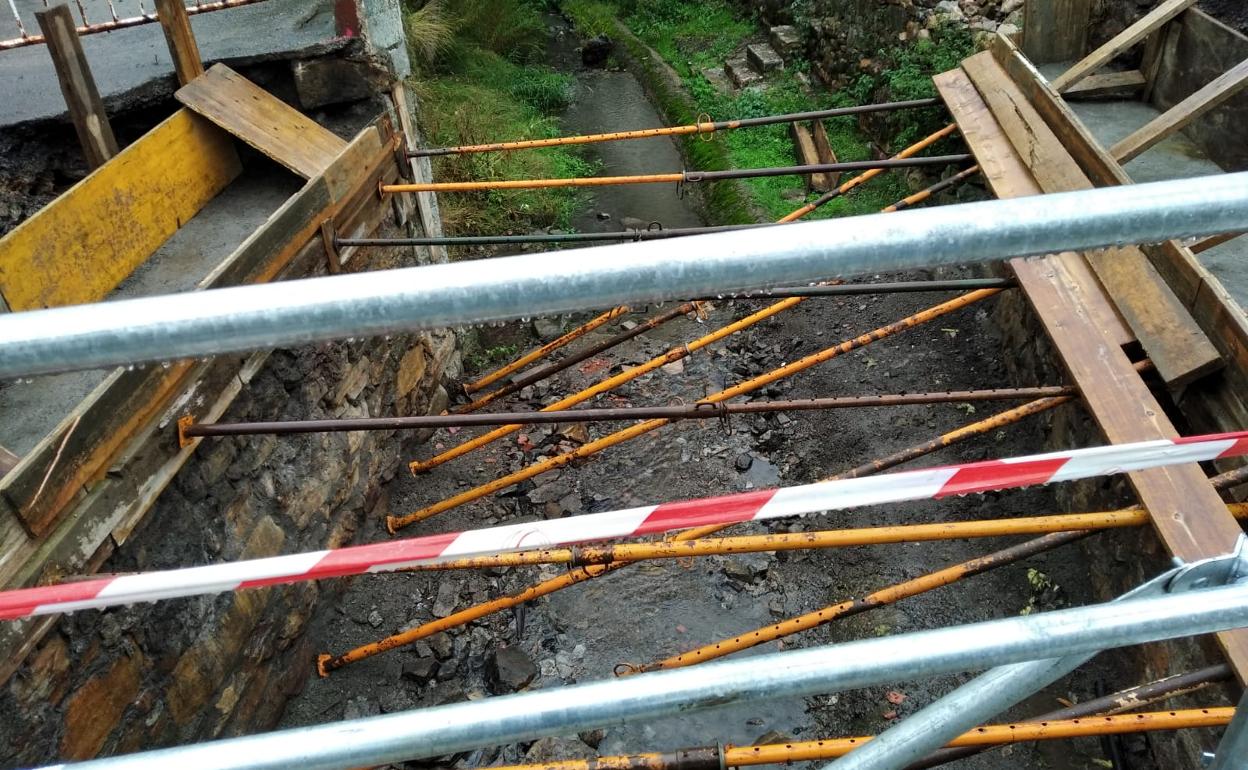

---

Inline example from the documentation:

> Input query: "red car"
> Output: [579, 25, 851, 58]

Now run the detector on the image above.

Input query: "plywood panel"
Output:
[176, 64, 346, 179]
[0, 110, 240, 311]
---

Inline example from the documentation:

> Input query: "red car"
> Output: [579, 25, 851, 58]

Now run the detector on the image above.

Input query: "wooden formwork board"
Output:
[936, 60, 1248, 684]
[176, 64, 348, 180]
[0, 120, 400, 586]
[0, 110, 240, 311]
[960, 50, 1223, 391]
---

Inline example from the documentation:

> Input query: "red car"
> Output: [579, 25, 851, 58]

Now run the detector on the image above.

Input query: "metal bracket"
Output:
[1151, 534, 1248, 598]
[176, 414, 195, 449]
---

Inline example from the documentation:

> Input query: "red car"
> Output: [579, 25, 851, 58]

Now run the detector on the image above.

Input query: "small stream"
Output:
[538, 15, 816, 756]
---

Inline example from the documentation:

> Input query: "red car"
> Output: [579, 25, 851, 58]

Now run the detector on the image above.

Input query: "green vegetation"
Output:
[403, 0, 595, 238]
[563, 0, 975, 222]
[466, 343, 521, 371]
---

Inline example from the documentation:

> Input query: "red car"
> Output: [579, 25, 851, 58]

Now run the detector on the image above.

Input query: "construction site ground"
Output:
[279, 18, 1155, 769]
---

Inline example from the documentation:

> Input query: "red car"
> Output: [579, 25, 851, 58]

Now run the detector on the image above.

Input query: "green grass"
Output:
[406, 0, 597, 240]
[563, 0, 915, 222]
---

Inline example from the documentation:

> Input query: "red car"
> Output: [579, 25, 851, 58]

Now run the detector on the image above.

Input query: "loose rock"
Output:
[489, 646, 538, 693]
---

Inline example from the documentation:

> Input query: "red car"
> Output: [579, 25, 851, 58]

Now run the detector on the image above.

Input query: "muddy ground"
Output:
[275, 17, 1163, 770]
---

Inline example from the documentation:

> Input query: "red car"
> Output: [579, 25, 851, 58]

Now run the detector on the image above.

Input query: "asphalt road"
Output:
[0, 0, 339, 127]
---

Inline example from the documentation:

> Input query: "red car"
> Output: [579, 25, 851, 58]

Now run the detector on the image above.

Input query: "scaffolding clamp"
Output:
[177, 415, 196, 449]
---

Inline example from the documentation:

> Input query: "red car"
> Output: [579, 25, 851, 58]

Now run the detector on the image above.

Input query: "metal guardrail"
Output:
[1, 0, 268, 50]
[0, 171, 1246, 379]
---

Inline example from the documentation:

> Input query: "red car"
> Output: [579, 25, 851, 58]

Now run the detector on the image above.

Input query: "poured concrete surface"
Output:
[0, 168, 300, 457]
[0, 0, 340, 127]
[1036, 63, 1248, 310]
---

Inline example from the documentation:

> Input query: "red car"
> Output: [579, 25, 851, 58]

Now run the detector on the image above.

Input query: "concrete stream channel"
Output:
[278, 15, 1143, 770]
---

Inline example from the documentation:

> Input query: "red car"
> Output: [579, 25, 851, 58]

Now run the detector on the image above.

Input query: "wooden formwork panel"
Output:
[176, 64, 348, 180]
[0, 110, 241, 311]
[936, 56, 1248, 684]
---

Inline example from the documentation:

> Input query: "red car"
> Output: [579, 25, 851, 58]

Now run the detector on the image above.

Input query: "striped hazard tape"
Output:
[2, 430, 1246, 620]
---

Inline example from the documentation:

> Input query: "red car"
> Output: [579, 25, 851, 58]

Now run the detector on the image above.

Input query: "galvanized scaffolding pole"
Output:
[3, 172, 1246, 380]
[37, 565, 1248, 770]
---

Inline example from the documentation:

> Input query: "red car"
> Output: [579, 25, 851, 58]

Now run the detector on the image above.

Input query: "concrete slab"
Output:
[0, 0, 341, 127]
[0, 169, 300, 456]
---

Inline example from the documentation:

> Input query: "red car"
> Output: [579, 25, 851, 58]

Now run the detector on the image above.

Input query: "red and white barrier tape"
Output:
[3, 430, 1246, 620]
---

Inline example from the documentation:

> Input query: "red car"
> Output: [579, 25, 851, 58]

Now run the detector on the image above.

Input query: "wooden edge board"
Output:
[939, 56, 1248, 682]
[176, 63, 347, 180]
[0, 143, 401, 684]
[0, 120, 398, 545]
[965, 47, 1223, 389]
[1051, 0, 1199, 92]
[1111, 56, 1248, 163]
[1063, 69, 1147, 100]
[933, 68, 1134, 349]
[0, 109, 241, 311]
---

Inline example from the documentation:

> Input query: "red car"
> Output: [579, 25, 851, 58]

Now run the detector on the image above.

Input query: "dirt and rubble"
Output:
[277, 18, 1160, 770]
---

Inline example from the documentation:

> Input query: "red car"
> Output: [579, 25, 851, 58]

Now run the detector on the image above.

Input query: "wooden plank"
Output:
[1063, 69, 1146, 100]
[0, 122, 396, 540]
[176, 64, 347, 179]
[934, 68, 1134, 349]
[35, 4, 118, 170]
[1022, 0, 1093, 64]
[0, 109, 240, 311]
[811, 120, 840, 189]
[1052, 0, 1199, 91]
[940, 57, 1248, 682]
[789, 123, 832, 192]
[963, 51, 1222, 390]
[1192, 231, 1244, 255]
[1110, 56, 1248, 162]
[154, 0, 204, 85]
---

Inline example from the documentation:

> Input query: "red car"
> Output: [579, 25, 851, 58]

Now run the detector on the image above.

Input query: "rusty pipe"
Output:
[465, 307, 629, 394]
[455, 303, 699, 414]
[625, 530, 1092, 674]
[183, 385, 1073, 439]
[390, 289, 1001, 530]
[407, 99, 943, 157]
[475, 707, 1233, 770]
[391, 504, 1248, 573]
[380, 157, 970, 195]
[778, 125, 959, 222]
[403, 126, 968, 475]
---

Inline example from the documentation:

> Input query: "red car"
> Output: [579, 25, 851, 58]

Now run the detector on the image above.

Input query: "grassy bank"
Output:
[404, 0, 595, 238]
[562, 0, 973, 223]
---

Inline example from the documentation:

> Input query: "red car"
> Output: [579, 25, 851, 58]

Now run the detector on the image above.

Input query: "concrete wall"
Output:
[1150, 9, 1248, 171]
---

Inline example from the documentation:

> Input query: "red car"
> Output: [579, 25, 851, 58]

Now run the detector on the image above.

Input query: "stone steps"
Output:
[720, 25, 802, 92]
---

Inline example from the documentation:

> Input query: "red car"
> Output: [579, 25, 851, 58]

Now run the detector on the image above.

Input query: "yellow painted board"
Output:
[0, 109, 241, 311]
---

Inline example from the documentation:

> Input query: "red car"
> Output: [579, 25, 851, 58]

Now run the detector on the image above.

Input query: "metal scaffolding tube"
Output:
[3, 172, 1246, 380]
[822, 539, 1248, 770]
[337, 223, 775, 247]
[40, 576, 1248, 770]
[1208, 688, 1248, 770]
[183, 385, 1069, 438]
[408, 98, 944, 157]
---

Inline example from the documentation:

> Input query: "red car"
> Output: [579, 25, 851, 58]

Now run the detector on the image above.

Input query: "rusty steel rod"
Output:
[474, 707, 1233, 770]
[0, 0, 268, 49]
[392, 504, 1248, 573]
[402, 131, 959, 477]
[456, 302, 700, 413]
[183, 385, 1073, 439]
[690, 278, 1014, 301]
[322, 367, 1054, 674]
[778, 125, 959, 222]
[625, 530, 1093, 674]
[337, 223, 777, 248]
[883, 165, 981, 212]
[912, 664, 1235, 769]
[391, 289, 1002, 530]
[408, 98, 944, 157]
[464, 307, 630, 394]
[380, 156, 971, 195]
